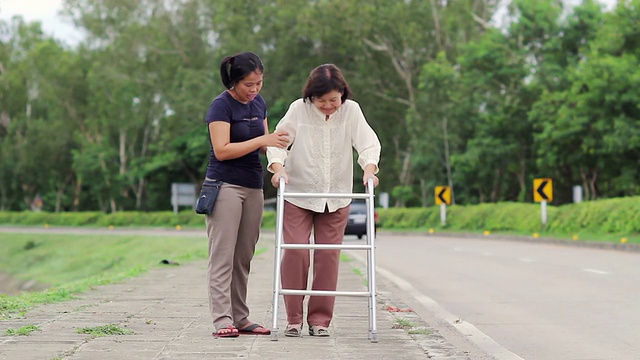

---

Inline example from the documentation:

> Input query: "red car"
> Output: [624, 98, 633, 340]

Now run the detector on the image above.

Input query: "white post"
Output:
[540, 200, 547, 227]
[172, 183, 178, 214]
[440, 203, 447, 226]
[573, 185, 583, 203]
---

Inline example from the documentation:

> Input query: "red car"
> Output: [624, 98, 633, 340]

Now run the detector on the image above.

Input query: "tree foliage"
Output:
[0, 0, 638, 212]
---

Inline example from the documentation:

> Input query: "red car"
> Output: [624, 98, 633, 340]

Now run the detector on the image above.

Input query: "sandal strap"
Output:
[309, 325, 329, 336]
[284, 323, 302, 336]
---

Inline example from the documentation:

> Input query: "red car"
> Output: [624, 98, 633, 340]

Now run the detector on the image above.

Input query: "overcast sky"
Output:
[0, 0, 619, 46]
[0, 0, 82, 44]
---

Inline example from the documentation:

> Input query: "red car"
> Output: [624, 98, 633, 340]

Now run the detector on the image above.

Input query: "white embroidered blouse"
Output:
[266, 98, 381, 213]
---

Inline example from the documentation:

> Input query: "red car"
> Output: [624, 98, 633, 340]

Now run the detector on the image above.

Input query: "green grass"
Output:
[0, 233, 208, 287]
[408, 328, 431, 335]
[76, 324, 133, 337]
[392, 317, 415, 329]
[392, 316, 431, 335]
[4, 324, 40, 336]
[339, 253, 353, 262]
[0, 233, 268, 320]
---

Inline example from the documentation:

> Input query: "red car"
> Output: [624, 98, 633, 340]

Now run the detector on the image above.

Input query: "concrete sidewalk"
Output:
[0, 233, 470, 360]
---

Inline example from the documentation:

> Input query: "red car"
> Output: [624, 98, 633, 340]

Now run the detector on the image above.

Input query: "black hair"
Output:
[219, 52, 264, 89]
[302, 64, 351, 103]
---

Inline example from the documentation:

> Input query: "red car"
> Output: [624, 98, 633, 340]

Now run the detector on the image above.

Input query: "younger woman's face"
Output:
[312, 90, 342, 116]
[232, 71, 263, 103]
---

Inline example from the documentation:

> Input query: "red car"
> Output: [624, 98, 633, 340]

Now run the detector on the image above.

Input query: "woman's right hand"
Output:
[264, 130, 289, 149]
[270, 169, 288, 188]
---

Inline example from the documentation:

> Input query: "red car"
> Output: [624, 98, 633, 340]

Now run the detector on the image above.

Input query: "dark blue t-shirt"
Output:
[205, 91, 267, 189]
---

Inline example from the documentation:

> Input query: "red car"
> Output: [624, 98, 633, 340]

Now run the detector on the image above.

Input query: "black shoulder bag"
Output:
[195, 179, 223, 215]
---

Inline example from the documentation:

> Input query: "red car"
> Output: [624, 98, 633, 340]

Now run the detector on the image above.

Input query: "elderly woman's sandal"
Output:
[284, 323, 302, 337]
[308, 325, 330, 337]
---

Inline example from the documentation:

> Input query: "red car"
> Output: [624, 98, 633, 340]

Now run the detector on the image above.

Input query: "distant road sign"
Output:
[171, 183, 196, 213]
[533, 178, 553, 202]
[435, 186, 451, 205]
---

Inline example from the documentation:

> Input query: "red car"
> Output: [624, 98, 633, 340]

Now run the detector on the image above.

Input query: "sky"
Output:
[0, 0, 619, 46]
[0, 0, 82, 44]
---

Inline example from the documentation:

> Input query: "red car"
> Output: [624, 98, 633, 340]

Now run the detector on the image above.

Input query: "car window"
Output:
[350, 201, 368, 215]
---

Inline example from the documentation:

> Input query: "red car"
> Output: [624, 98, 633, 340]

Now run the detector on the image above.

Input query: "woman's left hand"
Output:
[363, 172, 379, 188]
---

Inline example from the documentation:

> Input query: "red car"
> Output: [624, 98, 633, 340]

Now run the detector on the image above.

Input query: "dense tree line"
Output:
[0, 0, 638, 212]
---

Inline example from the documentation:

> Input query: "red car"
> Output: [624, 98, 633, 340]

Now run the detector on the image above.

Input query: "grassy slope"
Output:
[0, 233, 208, 287]
[1, 233, 274, 320]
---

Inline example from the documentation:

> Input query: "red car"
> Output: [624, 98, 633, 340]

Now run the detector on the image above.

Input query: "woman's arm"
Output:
[266, 100, 300, 172]
[348, 102, 381, 187]
[260, 118, 270, 154]
[209, 120, 288, 161]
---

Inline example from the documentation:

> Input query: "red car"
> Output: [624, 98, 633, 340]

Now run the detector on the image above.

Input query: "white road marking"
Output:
[582, 268, 610, 275]
[481, 251, 493, 256]
[346, 251, 525, 360]
[518, 258, 534, 263]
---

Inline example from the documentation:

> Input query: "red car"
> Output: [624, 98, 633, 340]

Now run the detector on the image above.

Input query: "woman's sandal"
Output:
[238, 323, 271, 335]
[284, 323, 302, 337]
[308, 325, 330, 337]
[212, 325, 239, 338]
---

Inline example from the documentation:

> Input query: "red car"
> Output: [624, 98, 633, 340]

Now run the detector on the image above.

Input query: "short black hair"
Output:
[219, 52, 264, 89]
[302, 64, 351, 103]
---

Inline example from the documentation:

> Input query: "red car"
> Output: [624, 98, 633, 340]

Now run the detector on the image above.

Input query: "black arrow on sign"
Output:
[438, 188, 448, 204]
[536, 180, 549, 200]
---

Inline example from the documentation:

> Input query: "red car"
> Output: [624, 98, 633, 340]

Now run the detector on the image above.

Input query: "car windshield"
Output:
[350, 201, 368, 214]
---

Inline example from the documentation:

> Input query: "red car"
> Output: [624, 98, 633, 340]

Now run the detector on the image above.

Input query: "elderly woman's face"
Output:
[312, 90, 342, 116]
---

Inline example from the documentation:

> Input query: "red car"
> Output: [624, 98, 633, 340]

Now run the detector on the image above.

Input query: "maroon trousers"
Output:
[280, 201, 350, 327]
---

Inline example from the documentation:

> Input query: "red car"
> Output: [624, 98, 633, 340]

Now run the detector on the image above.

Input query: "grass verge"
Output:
[0, 233, 266, 320]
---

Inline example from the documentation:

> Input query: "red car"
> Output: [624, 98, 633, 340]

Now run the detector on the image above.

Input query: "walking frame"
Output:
[270, 177, 379, 342]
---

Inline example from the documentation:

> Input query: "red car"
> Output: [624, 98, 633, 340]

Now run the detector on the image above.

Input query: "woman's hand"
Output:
[263, 130, 289, 149]
[363, 173, 379, 188]
[270, 163, 288, 188]
[271, 170, 288, 188]
[363, 164, 379, 188]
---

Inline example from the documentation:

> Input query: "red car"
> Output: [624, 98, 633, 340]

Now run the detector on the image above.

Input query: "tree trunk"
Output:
[589, 169, 598, 200]
[73, 176, 82, 211]
[517, 156, 526, 202]
[491, 168, 502, 202]
[580, 168, 590, 201]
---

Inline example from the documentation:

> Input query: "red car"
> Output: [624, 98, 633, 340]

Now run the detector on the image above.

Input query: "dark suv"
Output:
[344, 200, 378, 239]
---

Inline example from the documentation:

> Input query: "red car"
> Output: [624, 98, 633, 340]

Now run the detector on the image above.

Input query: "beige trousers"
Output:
[205, 183, 263, 331]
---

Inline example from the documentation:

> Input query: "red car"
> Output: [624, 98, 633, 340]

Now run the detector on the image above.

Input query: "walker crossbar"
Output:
[280, 244, 373, 250]
[280, 290, 371, 297]
[270, 177, 379, 342]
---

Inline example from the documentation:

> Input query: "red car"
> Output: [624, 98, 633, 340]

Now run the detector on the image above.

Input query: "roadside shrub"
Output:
[1, 196, 637, 238]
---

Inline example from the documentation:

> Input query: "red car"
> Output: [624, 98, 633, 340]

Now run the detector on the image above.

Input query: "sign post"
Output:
[435, 186, 452, 226]
[171, 183, 197, 214]
[379, 192, 389, 209]
[533, 178, 553, 227]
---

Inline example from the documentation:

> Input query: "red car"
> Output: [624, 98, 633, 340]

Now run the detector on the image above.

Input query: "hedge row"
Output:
[0, 196, 637, 235]
[376, 197, 640, 235]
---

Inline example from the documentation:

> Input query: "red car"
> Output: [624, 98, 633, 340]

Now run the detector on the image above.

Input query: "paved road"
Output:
[366, 233, 640, 360]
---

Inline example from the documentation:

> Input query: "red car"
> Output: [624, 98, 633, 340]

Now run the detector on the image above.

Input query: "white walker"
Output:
[270, 177, 379, 342]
